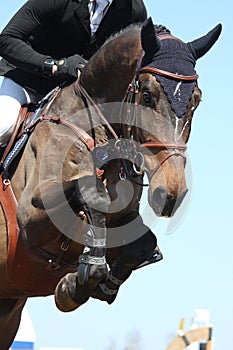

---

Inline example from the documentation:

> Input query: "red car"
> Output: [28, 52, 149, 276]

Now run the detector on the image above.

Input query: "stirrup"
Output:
[133, 246, 163, 270]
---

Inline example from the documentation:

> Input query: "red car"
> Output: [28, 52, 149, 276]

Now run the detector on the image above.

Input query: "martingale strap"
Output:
[38, 115, 95, 151]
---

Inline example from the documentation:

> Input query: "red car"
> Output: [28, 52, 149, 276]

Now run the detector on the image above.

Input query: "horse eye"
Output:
[142, 91, 152, 104]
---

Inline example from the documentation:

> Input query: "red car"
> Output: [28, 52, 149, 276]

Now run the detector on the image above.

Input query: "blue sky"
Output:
[1, 1, 232, 349]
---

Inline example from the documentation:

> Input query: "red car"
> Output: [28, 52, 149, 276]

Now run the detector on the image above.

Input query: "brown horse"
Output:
[0, 18, 221, 349]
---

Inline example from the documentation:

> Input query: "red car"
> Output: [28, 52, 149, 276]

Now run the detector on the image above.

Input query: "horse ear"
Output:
[141, 17, 161, 58]
[187, 24, 222, 60]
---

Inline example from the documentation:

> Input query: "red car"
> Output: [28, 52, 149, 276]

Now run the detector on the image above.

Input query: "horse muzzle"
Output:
[149, 186, 188, 217]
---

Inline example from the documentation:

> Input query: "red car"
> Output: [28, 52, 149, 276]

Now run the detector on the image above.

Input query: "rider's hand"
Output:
[54, 54, 86, 79]
[43, 54, 86, 80]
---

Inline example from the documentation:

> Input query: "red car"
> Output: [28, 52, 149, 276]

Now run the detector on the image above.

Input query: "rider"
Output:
[0, 0, 147, 148]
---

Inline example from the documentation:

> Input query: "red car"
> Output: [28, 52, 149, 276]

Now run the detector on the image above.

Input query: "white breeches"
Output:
[0, 77, 37, 146]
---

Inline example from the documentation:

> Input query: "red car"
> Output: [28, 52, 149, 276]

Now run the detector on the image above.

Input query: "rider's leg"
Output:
[0, 77, 37, 147]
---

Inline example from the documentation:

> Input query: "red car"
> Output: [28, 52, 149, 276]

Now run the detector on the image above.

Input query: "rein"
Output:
[76, 81, 118, 141]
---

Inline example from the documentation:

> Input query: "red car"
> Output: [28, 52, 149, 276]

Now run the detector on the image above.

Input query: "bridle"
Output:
[140, 142, 187, 181]
[120, 64, 199, 181]
[76, 60, 199, 183]
[140, 66, 199, 82]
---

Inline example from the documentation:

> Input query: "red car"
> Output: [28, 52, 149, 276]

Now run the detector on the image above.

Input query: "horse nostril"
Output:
[151, 186, 176, 217]
[152, 186, 168, 207]
[151, 186, 188, 217]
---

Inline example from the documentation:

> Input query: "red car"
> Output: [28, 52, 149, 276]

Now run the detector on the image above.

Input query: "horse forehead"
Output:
[146, 39, 197, 118]
[153, 38, 196, 71]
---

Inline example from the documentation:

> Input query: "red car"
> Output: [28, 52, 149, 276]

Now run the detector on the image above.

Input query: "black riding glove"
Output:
[54, 54, 87, 79]
[43, 54, 86, 80]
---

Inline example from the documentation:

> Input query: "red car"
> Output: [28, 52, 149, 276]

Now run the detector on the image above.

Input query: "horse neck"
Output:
[79, 28, 142, 102]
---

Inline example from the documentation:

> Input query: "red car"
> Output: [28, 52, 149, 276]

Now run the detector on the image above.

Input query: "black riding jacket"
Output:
[0, 0, 147, 94]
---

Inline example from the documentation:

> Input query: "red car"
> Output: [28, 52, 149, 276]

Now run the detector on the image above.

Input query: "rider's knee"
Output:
[0, 96, 21, 146]
[0, 77, 37, 146]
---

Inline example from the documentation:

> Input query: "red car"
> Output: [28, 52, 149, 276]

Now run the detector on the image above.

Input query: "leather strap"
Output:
[158, 33, 183, 42]
[76, 81, 119, 140]
[141, 142, 187, 150]
[21, 114, 95, 151]
[40, 115, 95, 151]
[0, 175, 20, 280]
[140, 66, 198, 81]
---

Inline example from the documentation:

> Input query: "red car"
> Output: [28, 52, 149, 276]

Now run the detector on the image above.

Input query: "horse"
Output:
[0, 18, 221, 349]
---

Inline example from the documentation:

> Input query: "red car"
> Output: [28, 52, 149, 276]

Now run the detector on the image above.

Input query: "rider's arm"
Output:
[131, 0, 147, 23]
[0, 0, 70, 76]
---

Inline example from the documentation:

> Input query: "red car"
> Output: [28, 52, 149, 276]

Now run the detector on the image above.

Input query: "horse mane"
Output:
[101, 23, 142, 47]
[155, 24, 171, 34]
[80, 21, 172, 96]
[101, 23, 171, 48]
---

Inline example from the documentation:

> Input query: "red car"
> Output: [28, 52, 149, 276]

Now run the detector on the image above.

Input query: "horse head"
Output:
[135, 18, 222, 217]
[79, 18, 221, 219]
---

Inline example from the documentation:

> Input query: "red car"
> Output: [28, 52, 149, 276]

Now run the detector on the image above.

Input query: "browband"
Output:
[140, 66, 199, 81]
